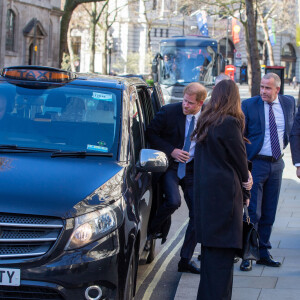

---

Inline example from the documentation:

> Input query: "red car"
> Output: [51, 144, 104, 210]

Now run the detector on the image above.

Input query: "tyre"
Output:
[123, 249, 137, 300]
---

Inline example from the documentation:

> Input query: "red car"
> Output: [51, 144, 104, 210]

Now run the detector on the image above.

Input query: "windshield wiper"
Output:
[51, 151, 113, 158]
[0, 145, 55, 152]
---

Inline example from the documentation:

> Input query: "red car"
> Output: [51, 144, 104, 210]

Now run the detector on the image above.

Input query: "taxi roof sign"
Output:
[1, 66, 76, 83]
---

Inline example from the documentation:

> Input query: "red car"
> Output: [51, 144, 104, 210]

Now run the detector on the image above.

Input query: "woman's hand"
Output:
[242, 171, 253, 190]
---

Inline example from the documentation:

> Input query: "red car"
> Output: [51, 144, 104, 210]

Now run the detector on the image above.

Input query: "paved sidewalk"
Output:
[175, 146, 300, 300]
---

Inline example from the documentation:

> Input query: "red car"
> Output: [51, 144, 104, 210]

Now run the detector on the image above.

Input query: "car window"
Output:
[137, 88, 154, 128]
[130, 92, 144, 163]
[0, 82, 121, 157]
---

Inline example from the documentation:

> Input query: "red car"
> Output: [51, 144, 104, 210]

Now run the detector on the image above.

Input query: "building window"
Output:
[154, 28, 157, 37]
[166, 29, 169, 38]
[160, 29, 163, 37]
[153, 0, 157, 10]
[48, 21, 53, 58]
[6, 9, 16, 51]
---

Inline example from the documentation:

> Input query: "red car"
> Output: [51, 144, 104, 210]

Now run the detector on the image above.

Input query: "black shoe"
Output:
[240, 259, 252, 271]
[178, 260, 200, 274]
[256, 257, 281, 267]
[234, 256, 240, 263]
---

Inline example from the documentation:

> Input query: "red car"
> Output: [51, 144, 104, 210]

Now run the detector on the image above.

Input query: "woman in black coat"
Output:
[192, 80, 249, 300]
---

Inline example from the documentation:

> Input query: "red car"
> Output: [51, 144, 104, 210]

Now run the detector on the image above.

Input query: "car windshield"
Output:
[159, 45, 216, 86]
[0, 82, 120, 157]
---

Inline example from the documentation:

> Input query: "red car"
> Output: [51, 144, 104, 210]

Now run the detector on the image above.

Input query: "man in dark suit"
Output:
[290, 108, 300, 178]
[146, 82, 207, 274]
[240, 73, 296, 271]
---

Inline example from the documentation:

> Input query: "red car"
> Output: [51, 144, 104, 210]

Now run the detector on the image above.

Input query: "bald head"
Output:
[215, 73, 231, 86]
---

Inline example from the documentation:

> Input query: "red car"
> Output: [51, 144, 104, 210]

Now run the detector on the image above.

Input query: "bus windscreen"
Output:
[159, 45, 216, 86]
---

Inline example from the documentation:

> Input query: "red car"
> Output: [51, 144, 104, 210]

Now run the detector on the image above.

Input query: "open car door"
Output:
[151, 82, 165, 113]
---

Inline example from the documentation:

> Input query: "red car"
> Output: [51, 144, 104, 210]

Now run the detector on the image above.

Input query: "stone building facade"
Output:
[0, 0, 62, 68]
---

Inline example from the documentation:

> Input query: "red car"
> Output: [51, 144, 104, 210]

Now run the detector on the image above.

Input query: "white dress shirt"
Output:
[258, 97, 285, 156]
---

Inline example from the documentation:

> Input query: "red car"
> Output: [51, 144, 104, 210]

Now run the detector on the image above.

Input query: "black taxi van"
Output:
[0, 66, 167, 300]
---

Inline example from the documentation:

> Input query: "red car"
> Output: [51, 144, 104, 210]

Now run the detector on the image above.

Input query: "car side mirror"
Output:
[137, 149, 168, 173]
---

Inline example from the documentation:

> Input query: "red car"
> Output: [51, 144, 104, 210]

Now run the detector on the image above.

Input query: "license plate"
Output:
[0, 268, 20, 286]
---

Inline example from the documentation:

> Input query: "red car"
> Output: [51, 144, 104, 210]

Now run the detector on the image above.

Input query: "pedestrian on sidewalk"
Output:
[290, 108, 300, 178]
[146, 82, 207, 274]
[240, 72, 296, 272]
[192, 79, 250, 300]
[293, 76, 297, 89]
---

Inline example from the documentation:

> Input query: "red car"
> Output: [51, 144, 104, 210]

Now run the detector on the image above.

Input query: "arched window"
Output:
[6, 9, 16, 51]
[219, 38, 235, 65]
[281, 43, 296, 82]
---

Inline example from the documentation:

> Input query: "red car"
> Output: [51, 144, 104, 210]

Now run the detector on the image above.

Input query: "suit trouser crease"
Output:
[248, 158, 284, 258]
[197, 246, 235, 300]
[149, 162, 197, 261]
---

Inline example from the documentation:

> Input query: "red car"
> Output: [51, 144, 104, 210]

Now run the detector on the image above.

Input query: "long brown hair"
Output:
[192, 79, 245, 143]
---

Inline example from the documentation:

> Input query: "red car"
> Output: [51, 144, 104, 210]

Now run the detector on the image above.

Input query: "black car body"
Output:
[0, 66, 167, 300]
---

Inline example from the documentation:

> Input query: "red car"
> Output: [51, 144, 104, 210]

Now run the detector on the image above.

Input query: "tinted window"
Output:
[131, 94, 144, 163]
[159, 45, 216, 85]
[0, 82, 121, 157]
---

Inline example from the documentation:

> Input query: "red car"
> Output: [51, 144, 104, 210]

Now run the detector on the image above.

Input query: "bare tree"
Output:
[59, 0, 106, 66]
[257, 0, 296, 66]
[82, 2, 108, 73]
[177, 0, 261, 94]
[245, 0, 261, 96]
[96, 2, 126, 74]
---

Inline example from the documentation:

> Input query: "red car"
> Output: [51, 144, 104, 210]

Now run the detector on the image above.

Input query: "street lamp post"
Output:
[225, 17, 229, 65]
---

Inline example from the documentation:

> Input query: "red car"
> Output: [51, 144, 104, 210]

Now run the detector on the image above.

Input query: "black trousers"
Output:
[197, 245, 236, 300]
[149, 161, 197, 261]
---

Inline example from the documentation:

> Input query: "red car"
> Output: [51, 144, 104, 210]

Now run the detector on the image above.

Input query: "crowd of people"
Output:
[145, 72, 299, 300]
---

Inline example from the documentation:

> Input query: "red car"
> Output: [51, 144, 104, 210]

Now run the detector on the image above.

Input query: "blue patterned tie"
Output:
[268, 102, 281, 159]
[177, 116, 195, 179]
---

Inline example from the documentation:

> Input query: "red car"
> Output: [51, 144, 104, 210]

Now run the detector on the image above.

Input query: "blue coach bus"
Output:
[152, 35, 224, 104]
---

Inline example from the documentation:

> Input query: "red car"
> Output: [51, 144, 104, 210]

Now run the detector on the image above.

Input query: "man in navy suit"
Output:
[290, 108, 300, 178]
[146, 82, 207, 274]
[240, 73, 296, 271]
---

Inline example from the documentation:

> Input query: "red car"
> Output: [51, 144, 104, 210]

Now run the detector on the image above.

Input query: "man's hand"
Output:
[171, 149, 190, 163]
[297, 166, 300, 179]
[242, 171, 253, 190]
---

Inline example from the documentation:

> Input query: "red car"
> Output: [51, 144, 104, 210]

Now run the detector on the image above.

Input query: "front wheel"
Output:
[123, 249, 137, 300]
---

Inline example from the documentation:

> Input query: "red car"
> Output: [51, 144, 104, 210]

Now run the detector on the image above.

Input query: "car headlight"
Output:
[65, 199, 124, 250]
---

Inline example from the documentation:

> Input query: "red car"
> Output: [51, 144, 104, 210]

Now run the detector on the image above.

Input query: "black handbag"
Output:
[237, 205, 260, 261]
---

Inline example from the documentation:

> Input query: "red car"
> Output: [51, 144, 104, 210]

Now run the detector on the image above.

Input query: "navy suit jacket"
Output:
[290, 108, 300, 165]
[146, 102, 186, 161]
[242, 95, 296, 161]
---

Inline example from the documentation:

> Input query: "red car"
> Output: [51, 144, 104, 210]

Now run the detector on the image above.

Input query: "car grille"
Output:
[0, 213, 64, 259]
[0, 285, 64, 299]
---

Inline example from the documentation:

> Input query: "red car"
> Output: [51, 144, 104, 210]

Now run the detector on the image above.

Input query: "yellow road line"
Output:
[143, 235, 185, 300]
[136, 218, 188, 292]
